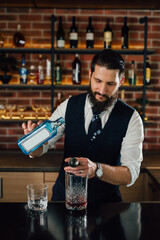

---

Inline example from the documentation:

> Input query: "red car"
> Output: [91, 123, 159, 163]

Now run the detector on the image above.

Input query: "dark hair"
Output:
[91, 49, 125, 76]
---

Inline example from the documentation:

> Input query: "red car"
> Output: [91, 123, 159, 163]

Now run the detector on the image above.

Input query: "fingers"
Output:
[37, 120, 43, 125]
[21, 120, 38, 135]
[64, 157, 96, 178]
[64, 167, 88, 178]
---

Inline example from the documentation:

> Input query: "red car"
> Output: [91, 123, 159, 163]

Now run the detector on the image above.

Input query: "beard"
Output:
[88, 84, 118, 112]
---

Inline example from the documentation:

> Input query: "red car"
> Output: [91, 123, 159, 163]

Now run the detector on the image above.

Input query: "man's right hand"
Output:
[22, 120, 43, 135]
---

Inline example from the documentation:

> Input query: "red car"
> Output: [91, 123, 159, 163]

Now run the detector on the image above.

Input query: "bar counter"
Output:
[0, 201, 159, 240]
[0, 150, 159, 172]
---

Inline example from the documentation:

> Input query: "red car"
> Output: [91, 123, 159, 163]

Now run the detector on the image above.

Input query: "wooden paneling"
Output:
[120, 173, 144, 202]
[44, 172, 59, 182]
[0, 172, 43, 202]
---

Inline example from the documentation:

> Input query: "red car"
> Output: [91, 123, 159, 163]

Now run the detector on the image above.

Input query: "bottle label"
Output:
[21, 127, 51, 152]
[128, 70, 136, 85]
[146, 68, 151, 82]
[55, 66, 62, 84]
[121, 37, 124, 45]
[37, 65, 44, 84]
[86, 32, 94, 40]
[104, 31, 112, 43]
[57, 39, 65, 48]
[70, 32, 78, 40]
[20, 68, 28, 84]
[73, 64, 81, 83]
[128, 69, 134, 80]
[0, 40, 4, 45]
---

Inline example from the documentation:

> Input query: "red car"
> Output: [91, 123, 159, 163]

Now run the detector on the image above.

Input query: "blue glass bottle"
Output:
[18, 117, 65, 155]
[20, 54, 28, 84]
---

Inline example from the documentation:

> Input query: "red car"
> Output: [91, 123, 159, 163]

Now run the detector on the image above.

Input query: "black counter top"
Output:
[0, 201, 159, 240]
[0, 150, 159, 172]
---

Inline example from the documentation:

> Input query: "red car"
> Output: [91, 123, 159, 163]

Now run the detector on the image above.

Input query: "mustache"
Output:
[94, 92, 108, 99]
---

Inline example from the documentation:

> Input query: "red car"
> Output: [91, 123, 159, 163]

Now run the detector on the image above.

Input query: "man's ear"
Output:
[89, 69, 92, 79]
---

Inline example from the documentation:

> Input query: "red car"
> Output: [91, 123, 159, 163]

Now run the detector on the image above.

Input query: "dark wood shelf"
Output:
[0, 48, 51, 54]
[55, 48, 155, 55]
[0, 84, 145, 90]
[0, 84, 51, 89]
[0, 47, 155, 55]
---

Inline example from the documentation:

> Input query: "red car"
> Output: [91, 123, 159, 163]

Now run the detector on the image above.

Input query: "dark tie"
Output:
[88, 107, 102, 142]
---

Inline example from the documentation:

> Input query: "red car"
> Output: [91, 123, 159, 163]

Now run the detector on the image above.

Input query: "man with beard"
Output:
[22, 49, 144, 203]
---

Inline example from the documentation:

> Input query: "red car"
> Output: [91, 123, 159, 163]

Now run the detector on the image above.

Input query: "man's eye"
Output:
[96, 79, 101, 83]
[108, 82, 116, 85]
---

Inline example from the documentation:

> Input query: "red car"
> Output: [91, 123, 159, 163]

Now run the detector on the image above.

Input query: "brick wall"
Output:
[0, 8, 160, 151]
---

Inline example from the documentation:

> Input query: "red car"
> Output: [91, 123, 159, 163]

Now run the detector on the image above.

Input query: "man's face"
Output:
[88, 65, 124, 111]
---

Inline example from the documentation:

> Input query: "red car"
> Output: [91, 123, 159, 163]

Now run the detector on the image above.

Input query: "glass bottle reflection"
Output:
[27, 210, 51, 240]
[65, 210, 89, 240]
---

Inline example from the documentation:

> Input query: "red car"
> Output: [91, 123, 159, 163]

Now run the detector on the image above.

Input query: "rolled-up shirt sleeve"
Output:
[120, 110, 144, 187]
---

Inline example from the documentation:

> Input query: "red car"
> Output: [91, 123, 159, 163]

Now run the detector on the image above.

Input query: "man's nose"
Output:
[99, 84, 107, 95]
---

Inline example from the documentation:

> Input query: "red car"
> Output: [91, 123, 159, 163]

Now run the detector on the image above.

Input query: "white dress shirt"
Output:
[42, 94, 144, 187]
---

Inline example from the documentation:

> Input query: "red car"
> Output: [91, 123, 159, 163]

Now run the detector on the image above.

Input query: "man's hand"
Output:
[64, 157, 97, 178]
[22, 120, 43, 135]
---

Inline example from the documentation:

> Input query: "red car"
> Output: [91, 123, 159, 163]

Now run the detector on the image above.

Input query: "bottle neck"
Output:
[89, 17, 92, 26]
[105, 20, 111, 30]
[50, 117, 65, 129]
[59, 18, 63, 28]
[22, 60, 25, 66]
[17, 24, 21, 32]
[72, 17, 76, 26]
[124, 17, 127, 26]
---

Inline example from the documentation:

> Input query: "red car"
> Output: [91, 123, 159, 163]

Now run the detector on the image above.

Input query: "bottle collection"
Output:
[0, 16, 151, 86]
[19, 54, 51, 85]
[127, 58, 151, 86]
[17, 54, 151, 86]
[56, 16, 128, 50]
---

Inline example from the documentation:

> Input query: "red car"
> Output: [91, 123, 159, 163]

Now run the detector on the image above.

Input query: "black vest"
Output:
[52, 93, 134, 203]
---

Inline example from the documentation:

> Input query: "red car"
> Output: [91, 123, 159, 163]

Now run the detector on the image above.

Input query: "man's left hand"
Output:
[64, 157, 97, 178]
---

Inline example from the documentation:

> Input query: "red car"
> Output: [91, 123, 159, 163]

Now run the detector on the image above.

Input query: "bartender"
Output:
[22, 49, 144, 203]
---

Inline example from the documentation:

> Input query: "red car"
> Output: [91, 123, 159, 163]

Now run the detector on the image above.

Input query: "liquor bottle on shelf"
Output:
[56, 16, 65, 48]
[37, 54, 44, 84]
[72, 54, 81, 84]
[86, 16, 94, 49]
[45, 59, 51, 84]
[28, 65, 36, 84]
[104, 19, 112, 49]
[145, 57, 151, 85]
[54, 55, 62, 85]
[70, 16, 78, 48]
[121, 16, 129, 49]
[128, 60, 136, 85]
[0, 31, 4, 47]
[13, 24, 25, 47]
[19, 55, 28, 84]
